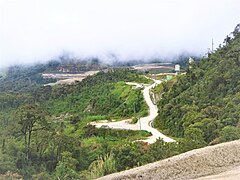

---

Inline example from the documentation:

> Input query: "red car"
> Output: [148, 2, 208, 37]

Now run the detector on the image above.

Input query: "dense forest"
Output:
[155, 24, 240, 147]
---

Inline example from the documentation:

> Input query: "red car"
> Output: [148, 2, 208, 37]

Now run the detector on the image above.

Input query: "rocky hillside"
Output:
[98, 139, 240, 180]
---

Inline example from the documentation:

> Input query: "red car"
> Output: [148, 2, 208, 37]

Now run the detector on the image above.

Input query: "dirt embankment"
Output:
[98, 140, 240, 180]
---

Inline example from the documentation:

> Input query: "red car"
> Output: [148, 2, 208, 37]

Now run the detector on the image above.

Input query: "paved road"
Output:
[91, 79, 176, 144]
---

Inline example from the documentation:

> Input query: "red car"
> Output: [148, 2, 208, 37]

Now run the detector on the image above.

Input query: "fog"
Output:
[0, 0, 239, 67]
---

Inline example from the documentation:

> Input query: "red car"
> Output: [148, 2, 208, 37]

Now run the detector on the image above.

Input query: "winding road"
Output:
[91, 78, 176, 144]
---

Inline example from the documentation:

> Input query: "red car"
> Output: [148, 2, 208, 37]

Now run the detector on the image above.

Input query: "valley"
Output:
[1, 0, 240, 179]
[0, 24, 239, 179]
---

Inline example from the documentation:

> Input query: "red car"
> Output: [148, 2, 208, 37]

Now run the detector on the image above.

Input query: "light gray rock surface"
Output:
[98, 140, 240, 180]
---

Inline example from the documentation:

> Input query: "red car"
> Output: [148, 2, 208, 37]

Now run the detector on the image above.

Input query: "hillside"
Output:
[0, 68, 156, 179]
[0, 24, 240, 180]
[154, 24, 240, 149]
[98, 139, 240, 180]
[0, 58, 106, 92]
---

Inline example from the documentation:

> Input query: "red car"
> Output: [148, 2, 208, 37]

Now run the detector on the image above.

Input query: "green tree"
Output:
[220, 126, 240, 142]
[113, 142, 150, 171]
[88, 153, 116, 179]
[149, 138, 178, 161]
[55, 151, 79, 180]
[16, 104, 47, 159]
[0, 151, 16, 174]
[182, 128, 206, 151]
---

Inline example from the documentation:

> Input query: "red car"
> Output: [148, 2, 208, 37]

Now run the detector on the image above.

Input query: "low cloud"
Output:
[0, 0, 239, 67]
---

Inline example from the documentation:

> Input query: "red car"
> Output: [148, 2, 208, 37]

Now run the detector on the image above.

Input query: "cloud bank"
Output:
[0, 0, 239, 67]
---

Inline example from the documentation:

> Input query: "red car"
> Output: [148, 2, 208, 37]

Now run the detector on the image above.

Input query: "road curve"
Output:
[91, 79, 176, 144]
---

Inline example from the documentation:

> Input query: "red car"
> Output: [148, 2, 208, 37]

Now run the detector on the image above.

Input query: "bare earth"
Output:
[43, 70, 99, 86]
[91, 79, 176, 143]
[132, 64, 174, 71]
[98, 140, 240, 180]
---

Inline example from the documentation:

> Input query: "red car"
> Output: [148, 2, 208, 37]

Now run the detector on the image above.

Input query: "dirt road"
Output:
[91, 79, 176, 143]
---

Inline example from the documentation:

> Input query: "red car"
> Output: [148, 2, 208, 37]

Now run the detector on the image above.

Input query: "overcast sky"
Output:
[0, 0, 239, 67]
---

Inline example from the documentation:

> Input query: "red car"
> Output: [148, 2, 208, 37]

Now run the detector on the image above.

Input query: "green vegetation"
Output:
[0, 24, 240, 179]
[154, 24, 240, 147]
[0, 67, 156, 179]
[46, 80, 148, 118]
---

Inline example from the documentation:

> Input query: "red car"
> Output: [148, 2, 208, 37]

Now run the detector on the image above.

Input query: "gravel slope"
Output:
[196, 166, 240, 180]
[97, 140, 240, 180]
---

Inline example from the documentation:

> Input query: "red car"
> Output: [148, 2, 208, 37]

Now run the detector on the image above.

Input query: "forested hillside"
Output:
[155, 24, 240, 147]
[0, 68, 158, 179]
[1, 24, 240, 180]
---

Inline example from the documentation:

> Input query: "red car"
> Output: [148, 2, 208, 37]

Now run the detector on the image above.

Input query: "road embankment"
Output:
[98, 140, 240, 180]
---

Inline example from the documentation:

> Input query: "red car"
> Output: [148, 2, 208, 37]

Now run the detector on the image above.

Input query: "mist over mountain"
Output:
[1, 0, 240, 177]
[0, 0, 240, 67]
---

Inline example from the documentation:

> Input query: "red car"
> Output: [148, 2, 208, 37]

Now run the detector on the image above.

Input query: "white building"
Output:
[175, 64, 180, 72]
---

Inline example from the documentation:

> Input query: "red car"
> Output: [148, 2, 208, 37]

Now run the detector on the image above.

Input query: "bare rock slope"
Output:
[98, 140, 240, 180]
